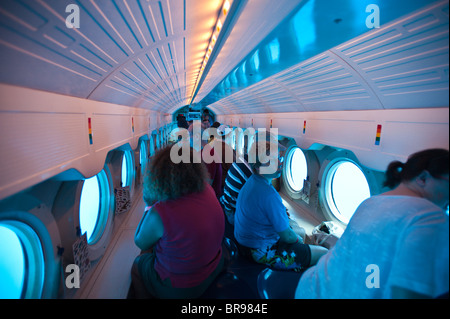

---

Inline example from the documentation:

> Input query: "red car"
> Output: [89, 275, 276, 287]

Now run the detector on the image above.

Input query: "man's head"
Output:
[248, 129, 285, 178]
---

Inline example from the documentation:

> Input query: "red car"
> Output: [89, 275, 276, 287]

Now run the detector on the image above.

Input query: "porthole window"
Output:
[324, 160, 371, 224]
[80, 175, 100, 242]
[121, 150, 134, 187]
[227, 129, 236, 150]
[151, 134, 157, 154]
[0, 224, 25, 298]
[285, 147, 308, 192]
[236, 129, 245, 155]
[79, 169, 111, 244]
[247, 133, 256, 155]
[0, 221, 45, 298]
[139, 140, 148, 178]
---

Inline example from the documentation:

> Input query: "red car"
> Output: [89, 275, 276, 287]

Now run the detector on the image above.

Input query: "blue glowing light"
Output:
[287, 148, 307, 192]
[0, 225, 25, 299]
[121, 153, 128, 187]
[330, 161, 371, 223]
[79, 175, 100, 242]
[292, 0, 316, 53]
[268, 38, 280, 64]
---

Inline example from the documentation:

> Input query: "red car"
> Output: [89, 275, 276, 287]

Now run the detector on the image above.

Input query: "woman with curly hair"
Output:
[131, 144, 225, 299]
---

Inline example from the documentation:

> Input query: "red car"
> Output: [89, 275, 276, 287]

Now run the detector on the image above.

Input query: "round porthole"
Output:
[0, 221, 45, 298]
[247, 132, 256, 155]
[121, 150, 134, 187]
[285, 147, 308, 193]
[229, 129, 236, 150]
[323, 160, 371, 224]
[79, 168, 112, 245]
[139, 140, 148, 178]
[236, 129, 245, 155]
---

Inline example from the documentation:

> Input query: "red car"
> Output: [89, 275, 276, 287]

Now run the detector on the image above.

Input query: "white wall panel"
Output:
[0, 84, 156, 201]
[219, 107, 449, 172]
[93, 114, 132, 152]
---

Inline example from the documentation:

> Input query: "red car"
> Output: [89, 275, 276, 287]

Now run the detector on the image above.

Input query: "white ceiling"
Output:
[207, 0, 449, 114]
[192, 0, 303, 108]
[0, 0, 301, 113]
[0, 0, 448, 115]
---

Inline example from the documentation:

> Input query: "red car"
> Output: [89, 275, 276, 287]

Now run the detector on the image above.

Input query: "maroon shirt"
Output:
[153, 183, 224, 288]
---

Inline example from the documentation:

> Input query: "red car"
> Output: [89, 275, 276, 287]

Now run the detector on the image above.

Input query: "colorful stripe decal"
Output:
[375, 124, 382, 145]
[88, 118, 93, 145]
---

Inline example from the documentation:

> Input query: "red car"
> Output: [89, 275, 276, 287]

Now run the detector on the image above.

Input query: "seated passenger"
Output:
[131, 144, 225, 299]
[205, 123, 236, 197]
[234, 134, 328, 271]
[188, 121, 223, 198]
[296, 148, 449, 299]
[216, 124, 237, 190]
[202, 138, 223, 198]
[220, 154, 252, 225]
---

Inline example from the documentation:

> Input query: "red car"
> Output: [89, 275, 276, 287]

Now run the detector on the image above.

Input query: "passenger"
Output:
[234, 134, 328, 271]
[203, 146, 223, 198]
[202, 113, 212, 128]
[207, 123, 236, 192]
[187, 121, 223, 197]
[177, 115, 189, 130]
[295, 148, 449, 299]
[220, 153, 252, 225]
[131, 144, 225, 299]
[216, 124, 236, 186]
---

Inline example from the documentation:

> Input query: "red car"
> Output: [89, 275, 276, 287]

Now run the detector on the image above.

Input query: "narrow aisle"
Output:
[76, 193, 146, 299]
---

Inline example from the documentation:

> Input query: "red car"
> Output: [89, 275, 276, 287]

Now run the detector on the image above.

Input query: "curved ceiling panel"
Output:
[0, 0, 223, 110]
[0, 0, 448, 115]
[199, 0, 448, 113]
[207, 0, 449, 114]
[0, 0, 301, 113]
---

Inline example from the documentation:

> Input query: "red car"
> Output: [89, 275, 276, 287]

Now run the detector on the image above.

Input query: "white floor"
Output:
[75, 192, 145, 299]
[280, 192, 323, 236]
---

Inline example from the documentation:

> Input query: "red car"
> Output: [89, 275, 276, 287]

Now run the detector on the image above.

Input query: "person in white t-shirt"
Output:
[295, 148, 449, 299]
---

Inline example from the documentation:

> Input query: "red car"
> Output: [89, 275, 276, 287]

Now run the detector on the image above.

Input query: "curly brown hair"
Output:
[143, 144, 209, 205]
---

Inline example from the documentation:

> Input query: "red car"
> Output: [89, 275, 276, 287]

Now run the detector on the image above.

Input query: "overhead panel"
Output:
[334, 1, 449, 109]
[0, 0, 447, 115]
[0, 0, 223, 112]
[202, 0, 448, 114]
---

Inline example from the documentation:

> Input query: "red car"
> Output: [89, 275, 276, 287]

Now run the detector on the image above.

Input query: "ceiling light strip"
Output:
[189, 0, 233, 105]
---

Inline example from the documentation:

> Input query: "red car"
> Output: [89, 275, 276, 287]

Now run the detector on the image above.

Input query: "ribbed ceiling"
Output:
[0, 0, 301, 113]
[0, 0, 448, 115]
[202, 0, 449, 114]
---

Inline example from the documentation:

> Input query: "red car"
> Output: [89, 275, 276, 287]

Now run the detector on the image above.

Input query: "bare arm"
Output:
[278, 227, 301, 244]
[134, 207, 164, 251]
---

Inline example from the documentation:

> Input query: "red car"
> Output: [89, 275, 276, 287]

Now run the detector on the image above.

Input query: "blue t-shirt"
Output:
[234, 174, 289, 249]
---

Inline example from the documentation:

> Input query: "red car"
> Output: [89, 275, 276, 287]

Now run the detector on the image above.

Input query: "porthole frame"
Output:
[282, 145, 309, 196]
[76, 165, 114, 260]
[0, 211, 58, 299]
[228, 128, 236, 150]
[318, 151, 373, 226]
[139, 138, 149, 180]
[121, 150, 135, 188]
